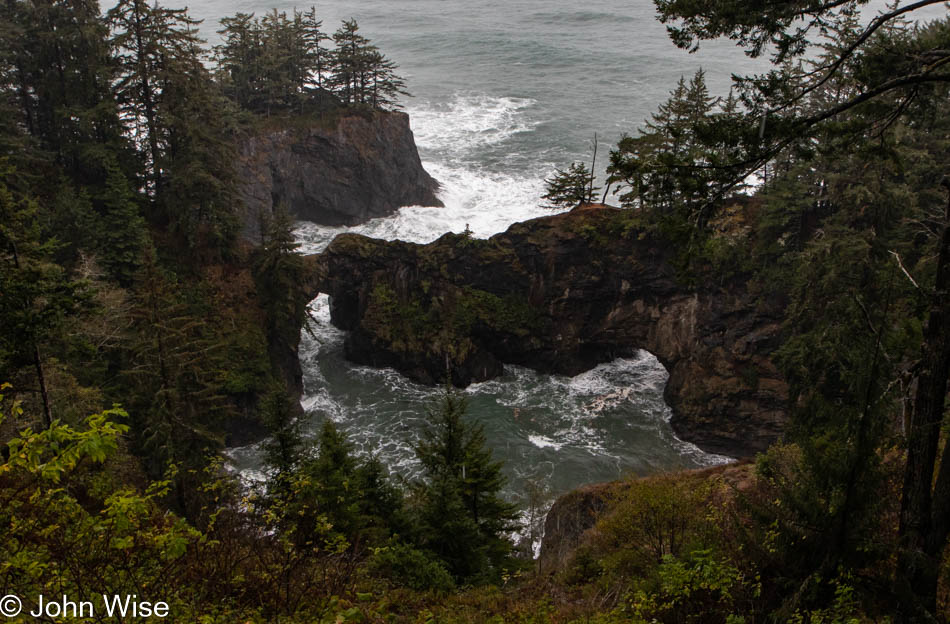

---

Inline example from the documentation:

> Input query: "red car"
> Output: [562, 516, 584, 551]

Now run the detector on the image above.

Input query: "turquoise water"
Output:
[189, 0, 945, 522]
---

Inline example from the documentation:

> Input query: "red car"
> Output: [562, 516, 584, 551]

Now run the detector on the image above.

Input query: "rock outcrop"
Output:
[238, 109, 441, 240]
[537, 462, 755, 572]
[538, 482, 615, 572]
[310, 206, 789, 458]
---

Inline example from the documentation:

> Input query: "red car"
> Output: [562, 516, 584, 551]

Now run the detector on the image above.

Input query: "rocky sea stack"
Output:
[238, 109, 442, 240]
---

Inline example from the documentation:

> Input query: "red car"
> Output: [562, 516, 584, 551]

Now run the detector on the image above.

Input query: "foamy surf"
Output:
[230, 91, 728, 545]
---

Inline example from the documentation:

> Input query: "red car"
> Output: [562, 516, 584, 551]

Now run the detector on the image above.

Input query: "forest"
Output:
[2, 0, 950, 622]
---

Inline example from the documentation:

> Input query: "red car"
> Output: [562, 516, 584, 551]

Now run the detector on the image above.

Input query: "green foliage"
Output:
[110, 0, 239, 252]
[329, 18, 408, 109]
[368, 542, 456, 592]
[613, 550, 758, 624]
[260, 382, 303, 487]
[413, 390, 520, 584]
[593, 474, 719, 584]
[122, 254, 234, 514]
[0, 172, 89, 426]
[0, 396, 202, 616]
[216, 12, 407, 113]
[263, 418, 407, 551]
[607, 70, 746, 226]
[542, 162, 598, 209]
[216, 8, 331, 114]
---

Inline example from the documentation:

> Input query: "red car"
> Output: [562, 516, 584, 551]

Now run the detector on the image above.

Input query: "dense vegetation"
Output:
[3, 0, 950, 622]
[542, 2, 950, 621]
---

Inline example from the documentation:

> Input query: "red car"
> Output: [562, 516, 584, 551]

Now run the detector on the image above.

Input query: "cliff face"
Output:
[311, 206, 789, 458]
[238, 110, 442, 240]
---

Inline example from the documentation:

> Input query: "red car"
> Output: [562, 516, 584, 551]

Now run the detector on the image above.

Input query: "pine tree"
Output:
[541, 162, 598, 209]
[261, 383, 303, 491]
[0, 170, 86, 428]
[110, 0, 238, 253]
[329, 19, 371, 106]
[413, 390, 519, 582]
[216, 7, 331, 114]
[365, 48, 409, 110]
[123, 251, 230, 515]
[0, 0, 148, 277]
[607, 70, 719, 216]
[214, 12, 261, 109]
[254, 206, 306, 353]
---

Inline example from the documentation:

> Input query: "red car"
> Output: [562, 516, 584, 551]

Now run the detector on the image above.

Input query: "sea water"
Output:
[178, 0, 945, 524]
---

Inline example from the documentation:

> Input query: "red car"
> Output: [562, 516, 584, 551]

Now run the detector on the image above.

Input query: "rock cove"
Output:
[306, 205, 789, 458]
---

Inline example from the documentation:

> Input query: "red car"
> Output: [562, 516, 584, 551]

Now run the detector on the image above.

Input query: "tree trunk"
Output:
[32, 342, 52, 429]
[896, 181, 950, 621]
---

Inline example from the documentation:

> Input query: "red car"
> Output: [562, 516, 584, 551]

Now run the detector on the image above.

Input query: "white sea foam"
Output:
[407, 94, 539, 153]
[528, 434, 563, 450]
[293, 94, 562, 255]
[236, 91, 727, 535]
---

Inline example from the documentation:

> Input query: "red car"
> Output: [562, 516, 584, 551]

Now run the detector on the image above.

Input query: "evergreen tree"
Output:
[271, 420, 405, 550]
[365, 48, 408, 110]
[0, 170, 86, 428]
[253, 207, 307, 356]
[607, 69, 721, 217]
[329, 19, 408, 109]
[0, 0, 147, 280]
[216, 7, 331, 114]
[123, 251, 230, 515]
[109, 0, 237, 253]
[329, 19, 371, 106]
[260, 383, 303, 493]
[542, 162, 598, 209]
[214, 12, 262, 110]
[413, 390, 519, 582]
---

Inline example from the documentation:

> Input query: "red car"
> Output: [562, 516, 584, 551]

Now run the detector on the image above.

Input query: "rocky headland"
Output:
[238, 109, 442, 240]
[307, 205, 789, 458]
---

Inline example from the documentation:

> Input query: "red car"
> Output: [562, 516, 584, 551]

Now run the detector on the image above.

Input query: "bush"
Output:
[593, 473, 717, 584]
[368, 542, 456, 592]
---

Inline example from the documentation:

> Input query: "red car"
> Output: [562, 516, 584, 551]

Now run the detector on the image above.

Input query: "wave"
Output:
[294, 94, 561, 253]
[233, 91, 728, 532]
[407, 93, 538, 155]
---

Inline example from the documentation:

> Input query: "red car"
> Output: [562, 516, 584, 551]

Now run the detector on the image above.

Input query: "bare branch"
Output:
[890, 250, 922, 290]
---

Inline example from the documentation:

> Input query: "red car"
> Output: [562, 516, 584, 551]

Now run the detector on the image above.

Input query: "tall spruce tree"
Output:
[413, 390, 518, 583]
[0, 170, 86, 428]
[607, 69, 720, 216]
[0, 0, 147, 282]
[109, 0, 237, 252]
[329, 19, 407, 109]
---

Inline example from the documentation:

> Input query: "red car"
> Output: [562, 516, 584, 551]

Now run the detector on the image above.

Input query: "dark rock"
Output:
[238, 109, 442, 240]
[538, 483, 613, 573]
[308, 207, 789, 458]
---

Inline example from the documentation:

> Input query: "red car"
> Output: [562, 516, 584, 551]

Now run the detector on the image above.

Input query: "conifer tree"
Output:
[0, 171, 86, 428]
[124, 251, 230, 515]
[607, 69, 719, 216]
[254, 206, 307, 352]
[542, 162, 598, 209]
[0, 0, 148, 277]
[261, 383, 303, 492]
[110, 0, 238, 252]
[329, 19, 371, 106]
[414, 390, 518, 582]
[216, 7, 330, 114]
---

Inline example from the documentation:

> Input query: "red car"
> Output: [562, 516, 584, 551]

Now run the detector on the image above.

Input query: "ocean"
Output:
[169, 0, 945, 528]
